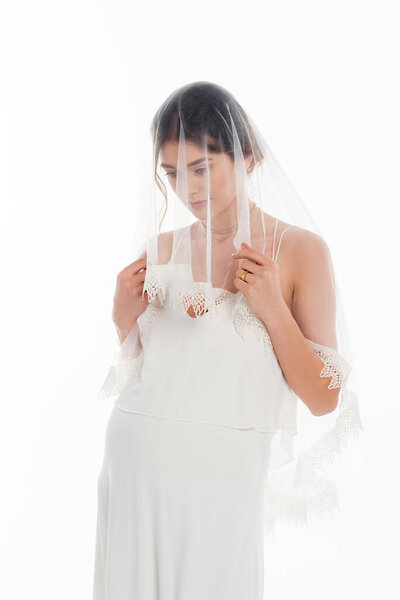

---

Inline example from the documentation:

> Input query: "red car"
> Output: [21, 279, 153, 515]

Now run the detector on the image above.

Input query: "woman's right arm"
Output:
[112, 256, 149, 344]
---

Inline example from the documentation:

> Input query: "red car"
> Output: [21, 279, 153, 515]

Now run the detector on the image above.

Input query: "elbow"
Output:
[309, 388, 340, 417]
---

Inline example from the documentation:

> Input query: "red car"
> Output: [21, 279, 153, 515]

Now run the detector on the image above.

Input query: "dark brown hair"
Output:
[150, 81, 264, 231]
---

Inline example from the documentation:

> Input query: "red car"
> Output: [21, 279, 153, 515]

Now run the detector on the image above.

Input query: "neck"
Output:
[201, 199, 256, 235]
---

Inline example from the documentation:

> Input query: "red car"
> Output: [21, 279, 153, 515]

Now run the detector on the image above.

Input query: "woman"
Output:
[92, 81, 362, 599]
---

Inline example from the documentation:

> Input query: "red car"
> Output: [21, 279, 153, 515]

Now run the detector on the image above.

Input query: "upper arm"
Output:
[290, 229, 338, 350]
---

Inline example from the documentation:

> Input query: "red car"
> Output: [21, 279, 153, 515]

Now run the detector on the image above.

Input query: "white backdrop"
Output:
[0, 1, 398, 598]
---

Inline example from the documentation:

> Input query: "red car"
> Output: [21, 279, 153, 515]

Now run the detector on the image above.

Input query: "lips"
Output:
[189, 199, 208, 208]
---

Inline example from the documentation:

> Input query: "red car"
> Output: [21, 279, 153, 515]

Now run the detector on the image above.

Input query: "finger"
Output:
[232, 246, 269, 266]
[236, 269, 255, 284]
[135, 269, 147, 285]
[119, 257, 147, 279]
[233, 276, 249, 292]
[129, 256, 148, 271]
[237, 259, 263, 274]
[130, 267, 148, 295]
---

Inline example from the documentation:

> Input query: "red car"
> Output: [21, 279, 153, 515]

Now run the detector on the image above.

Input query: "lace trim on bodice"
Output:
[143, 263, 234, 318]
[140, 264, 353, 390]
[231, 293, 273, 350]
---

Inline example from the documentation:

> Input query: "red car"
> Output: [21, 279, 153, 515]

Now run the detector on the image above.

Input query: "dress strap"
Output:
[271, 218, 294, 263]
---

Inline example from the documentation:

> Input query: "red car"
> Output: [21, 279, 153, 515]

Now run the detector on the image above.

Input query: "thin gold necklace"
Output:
[200, 202, 257, 236]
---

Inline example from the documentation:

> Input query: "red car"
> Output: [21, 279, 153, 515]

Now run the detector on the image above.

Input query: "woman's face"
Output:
[159, 140, 252, 219]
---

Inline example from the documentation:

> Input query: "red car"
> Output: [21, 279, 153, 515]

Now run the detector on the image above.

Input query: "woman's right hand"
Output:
[112, 255, 149, 342]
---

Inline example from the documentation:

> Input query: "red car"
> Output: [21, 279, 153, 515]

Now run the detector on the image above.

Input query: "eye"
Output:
[195, 167, 210, 176]
[163, 166, 210, 179]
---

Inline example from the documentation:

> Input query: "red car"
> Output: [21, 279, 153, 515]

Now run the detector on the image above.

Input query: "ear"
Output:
[245, 154, 254, 173]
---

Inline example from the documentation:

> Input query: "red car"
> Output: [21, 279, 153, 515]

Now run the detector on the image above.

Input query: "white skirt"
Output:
[92, 405, 273, 600]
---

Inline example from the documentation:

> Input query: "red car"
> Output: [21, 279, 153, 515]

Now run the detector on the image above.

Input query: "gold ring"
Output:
[241, 269, 249, 282]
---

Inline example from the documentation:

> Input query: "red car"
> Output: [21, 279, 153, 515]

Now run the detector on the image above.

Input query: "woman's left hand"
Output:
[232, 241, 287, 324]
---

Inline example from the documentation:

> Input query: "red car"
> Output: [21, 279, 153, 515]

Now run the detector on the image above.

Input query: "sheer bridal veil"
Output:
[98, 81, 364, 536]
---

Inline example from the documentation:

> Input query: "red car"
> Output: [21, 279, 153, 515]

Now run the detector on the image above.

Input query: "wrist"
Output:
[115, 320, 138, 343]
[259, 299, 292, 331]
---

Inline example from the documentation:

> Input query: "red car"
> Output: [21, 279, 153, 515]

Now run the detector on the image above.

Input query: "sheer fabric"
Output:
[97, 81, 363, 536]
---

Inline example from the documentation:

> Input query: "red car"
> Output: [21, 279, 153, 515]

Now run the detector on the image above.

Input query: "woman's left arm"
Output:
[233, 234, 340, 417]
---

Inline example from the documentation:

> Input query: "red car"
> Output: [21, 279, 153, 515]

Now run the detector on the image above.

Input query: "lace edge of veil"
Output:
[262, 373, 364, 535]
[222, 275, 364, 534]
[97, 348, 144, 402]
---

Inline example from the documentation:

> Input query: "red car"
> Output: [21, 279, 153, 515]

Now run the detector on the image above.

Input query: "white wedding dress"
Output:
[92, 223, 347, 599]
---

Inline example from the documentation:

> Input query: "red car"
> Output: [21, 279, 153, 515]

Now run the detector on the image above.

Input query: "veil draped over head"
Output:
[98, 81, 363, 536]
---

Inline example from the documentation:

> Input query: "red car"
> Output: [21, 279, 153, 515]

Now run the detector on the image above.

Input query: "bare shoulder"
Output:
[266, 218, 332, 308]
[278, 222, 330, 258]
[276, 222, 334, 296]
[258, 212, 328, 258]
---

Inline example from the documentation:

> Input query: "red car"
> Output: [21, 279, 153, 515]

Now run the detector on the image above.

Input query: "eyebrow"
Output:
[160, 157, 213, 169]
